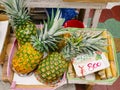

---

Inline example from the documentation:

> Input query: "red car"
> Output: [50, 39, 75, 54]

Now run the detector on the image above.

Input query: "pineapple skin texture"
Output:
[35, 52, 68, 83]
[12, 43, 43, 74]
[15, 21, 37, 45]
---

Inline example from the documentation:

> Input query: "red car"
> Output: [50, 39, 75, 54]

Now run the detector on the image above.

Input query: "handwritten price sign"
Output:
[72, 52, 110, 77]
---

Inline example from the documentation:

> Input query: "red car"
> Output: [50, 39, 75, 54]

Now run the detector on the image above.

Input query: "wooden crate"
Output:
[63, 0, 120, 3]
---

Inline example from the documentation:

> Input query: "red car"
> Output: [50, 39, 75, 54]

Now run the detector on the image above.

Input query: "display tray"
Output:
[67, 29, 119, 85]
[0, 14, 9, 21]
[2, 28, 120, 90]
[63, 0, 119, 3]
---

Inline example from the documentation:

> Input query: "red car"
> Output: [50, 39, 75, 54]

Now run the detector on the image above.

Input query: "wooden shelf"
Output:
[28, 0, 107, 9]
[63, 0, 119, 3]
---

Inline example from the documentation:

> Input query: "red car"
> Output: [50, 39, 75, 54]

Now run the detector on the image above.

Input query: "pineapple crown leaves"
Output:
[1, 0, 30, 27]
[31, 30, 62, 53]
[31, 9, 69, 53]
[47, 9, 67, 36]
[61, 31, 107, 60]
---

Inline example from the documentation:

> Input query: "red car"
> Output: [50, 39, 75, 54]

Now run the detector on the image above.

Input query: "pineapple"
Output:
[35, 52, 68, 84]
[12, 9, 68, 75]
[12, 43, 43, 75]
[1, 0, 36, 45]
[35, 30, 107, 84]
[61, 30, 107, 60]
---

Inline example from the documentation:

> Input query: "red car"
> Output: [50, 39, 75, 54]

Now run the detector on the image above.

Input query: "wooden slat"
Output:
[2, 34, 15, 83]
[0, 14, 9, 21]
[83, 9, 90, 27]
[63, 0, 119, 3]
[91, 9, 102, 28]
[28, 0, 107, 9]
[15, 85, 54, 89]
[2, 59, 9, 82]
[2, 59, 14, 83]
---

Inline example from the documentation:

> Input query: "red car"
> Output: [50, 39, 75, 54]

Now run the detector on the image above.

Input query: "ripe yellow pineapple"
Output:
[12, 43, 43, 75]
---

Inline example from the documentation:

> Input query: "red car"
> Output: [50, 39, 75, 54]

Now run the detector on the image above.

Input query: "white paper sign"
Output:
[72, 51, 110, 77]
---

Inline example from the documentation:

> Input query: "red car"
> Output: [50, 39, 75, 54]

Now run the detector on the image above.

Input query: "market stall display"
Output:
[0, 0, 120, 90]
[63, 0, 119, 3]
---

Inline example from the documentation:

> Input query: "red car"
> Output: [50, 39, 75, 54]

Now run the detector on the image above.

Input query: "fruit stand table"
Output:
[27, 0, 120, 28]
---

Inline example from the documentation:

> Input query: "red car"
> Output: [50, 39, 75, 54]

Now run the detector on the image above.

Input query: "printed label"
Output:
[72, 51, 110, 77]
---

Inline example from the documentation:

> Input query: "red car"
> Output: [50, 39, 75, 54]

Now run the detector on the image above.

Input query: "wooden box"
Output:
[0, 14, 9, 21]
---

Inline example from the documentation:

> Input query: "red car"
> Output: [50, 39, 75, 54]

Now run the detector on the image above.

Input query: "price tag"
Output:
[72, 51, 110, 77]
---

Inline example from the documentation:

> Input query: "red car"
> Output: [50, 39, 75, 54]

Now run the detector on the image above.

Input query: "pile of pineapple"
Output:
[1, 0, 111, 85]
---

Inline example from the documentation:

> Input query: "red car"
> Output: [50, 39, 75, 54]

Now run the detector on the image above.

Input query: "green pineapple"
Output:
[12, 9, 68, 75]
[1, 0, 36, 45]
[61, 30, 107, 60]
[35, 30, 107, 84]
[35, 52, 68, 84]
